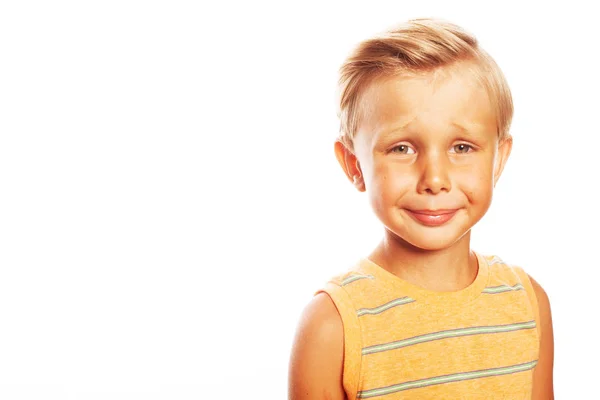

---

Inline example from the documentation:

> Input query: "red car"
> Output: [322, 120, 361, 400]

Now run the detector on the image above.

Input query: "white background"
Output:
[1, 0, 597, 398]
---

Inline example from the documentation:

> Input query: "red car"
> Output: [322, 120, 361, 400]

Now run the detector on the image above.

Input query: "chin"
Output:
[384, 216, 475, 252]
[401, 230, 470, 251]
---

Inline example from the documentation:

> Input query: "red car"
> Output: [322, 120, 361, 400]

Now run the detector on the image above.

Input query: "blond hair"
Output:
[337, 18, 513, 150]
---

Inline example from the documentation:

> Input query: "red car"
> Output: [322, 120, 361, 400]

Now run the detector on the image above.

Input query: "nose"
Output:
[416, 151, 451, 194]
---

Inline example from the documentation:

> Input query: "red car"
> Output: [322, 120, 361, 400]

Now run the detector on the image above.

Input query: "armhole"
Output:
[513, 266, 542, 347]
[315, 283, 362, 400]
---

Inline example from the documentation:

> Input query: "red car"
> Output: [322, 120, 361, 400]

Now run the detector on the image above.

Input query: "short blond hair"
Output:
[337, 18, 513, 150]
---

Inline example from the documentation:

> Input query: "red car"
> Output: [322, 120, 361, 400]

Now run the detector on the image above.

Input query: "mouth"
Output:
[404, 209, 459, 226]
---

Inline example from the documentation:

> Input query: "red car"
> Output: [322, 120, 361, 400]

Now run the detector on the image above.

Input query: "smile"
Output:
[405, 209, 458, 226]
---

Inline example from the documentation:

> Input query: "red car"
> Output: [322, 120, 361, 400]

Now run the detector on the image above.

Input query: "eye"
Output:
[390, 144, 415, 155]
[451, 143, 473, 154]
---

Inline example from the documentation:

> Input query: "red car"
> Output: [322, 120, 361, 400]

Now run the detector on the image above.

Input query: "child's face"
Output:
[338, 64, 512, 251]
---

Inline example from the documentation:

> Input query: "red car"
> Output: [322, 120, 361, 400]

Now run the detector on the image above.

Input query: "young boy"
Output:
[289, 18, 554, 399]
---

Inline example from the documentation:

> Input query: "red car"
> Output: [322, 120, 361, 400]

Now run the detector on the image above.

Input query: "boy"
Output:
[289, 18, 554, 399]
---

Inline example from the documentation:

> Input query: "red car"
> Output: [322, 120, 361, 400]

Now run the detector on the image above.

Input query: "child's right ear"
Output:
[334, 139, 365, 192]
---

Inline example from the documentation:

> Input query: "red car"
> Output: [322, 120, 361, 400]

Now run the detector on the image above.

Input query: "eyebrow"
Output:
[373, 119, 414, 142]
[450, 122, 481, 138]
[451, 122, 496, 139]
[375, 121, 481, 142]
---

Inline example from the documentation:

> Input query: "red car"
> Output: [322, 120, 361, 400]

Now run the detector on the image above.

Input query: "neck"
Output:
[369, 229, 478, 292]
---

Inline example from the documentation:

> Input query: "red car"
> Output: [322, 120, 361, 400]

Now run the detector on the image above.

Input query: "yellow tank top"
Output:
[317, 252, 540, 399]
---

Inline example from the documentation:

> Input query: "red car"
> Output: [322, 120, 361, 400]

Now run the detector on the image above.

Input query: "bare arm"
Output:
[529, 275, 554, 399]
[288, 293, 346, 400]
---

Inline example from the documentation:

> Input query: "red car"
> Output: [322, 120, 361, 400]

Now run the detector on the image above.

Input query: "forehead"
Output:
[356, 65, 497, 145]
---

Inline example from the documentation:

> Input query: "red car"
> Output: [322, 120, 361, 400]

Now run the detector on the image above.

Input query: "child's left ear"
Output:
[493, 136, 513, 187]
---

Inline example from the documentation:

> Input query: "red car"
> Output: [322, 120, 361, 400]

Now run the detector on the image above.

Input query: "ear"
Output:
[334, 139, 365, 192]
[493, 135, 513, 186]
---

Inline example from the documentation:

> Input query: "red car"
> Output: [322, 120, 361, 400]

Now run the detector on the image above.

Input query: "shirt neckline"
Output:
[358, 251, 490, 306]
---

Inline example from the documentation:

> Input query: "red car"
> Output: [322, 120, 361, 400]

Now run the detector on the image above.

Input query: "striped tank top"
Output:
[317, 252, 540, 399]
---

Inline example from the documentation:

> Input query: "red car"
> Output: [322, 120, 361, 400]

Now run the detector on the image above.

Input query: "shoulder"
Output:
[327, 264, 376, 288]
[483, 253, 549, 327]
[523, 272, 553, 346]
[527, 274, 552, 325]
[527, 274, 554, 397]
[288, 293, 346, 400]
[480, 253, 536, 290]
[482, 253, 555, 397]
[481, 253, 520, 281]
[524, 273, 555, 399]
[295, 292, 344, 343]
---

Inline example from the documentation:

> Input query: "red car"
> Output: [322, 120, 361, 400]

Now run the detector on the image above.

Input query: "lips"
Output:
[405, 209, 458, 226]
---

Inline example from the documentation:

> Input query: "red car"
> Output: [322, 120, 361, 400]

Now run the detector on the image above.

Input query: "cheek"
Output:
[458, 164, 494, 205]
[369, 163, 413, 205]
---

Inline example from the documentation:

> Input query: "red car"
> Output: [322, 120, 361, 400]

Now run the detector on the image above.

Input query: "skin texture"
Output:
[289, 63, 554, 399]
[342, 66, 511, 289]
[288, 293, 345, 400]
